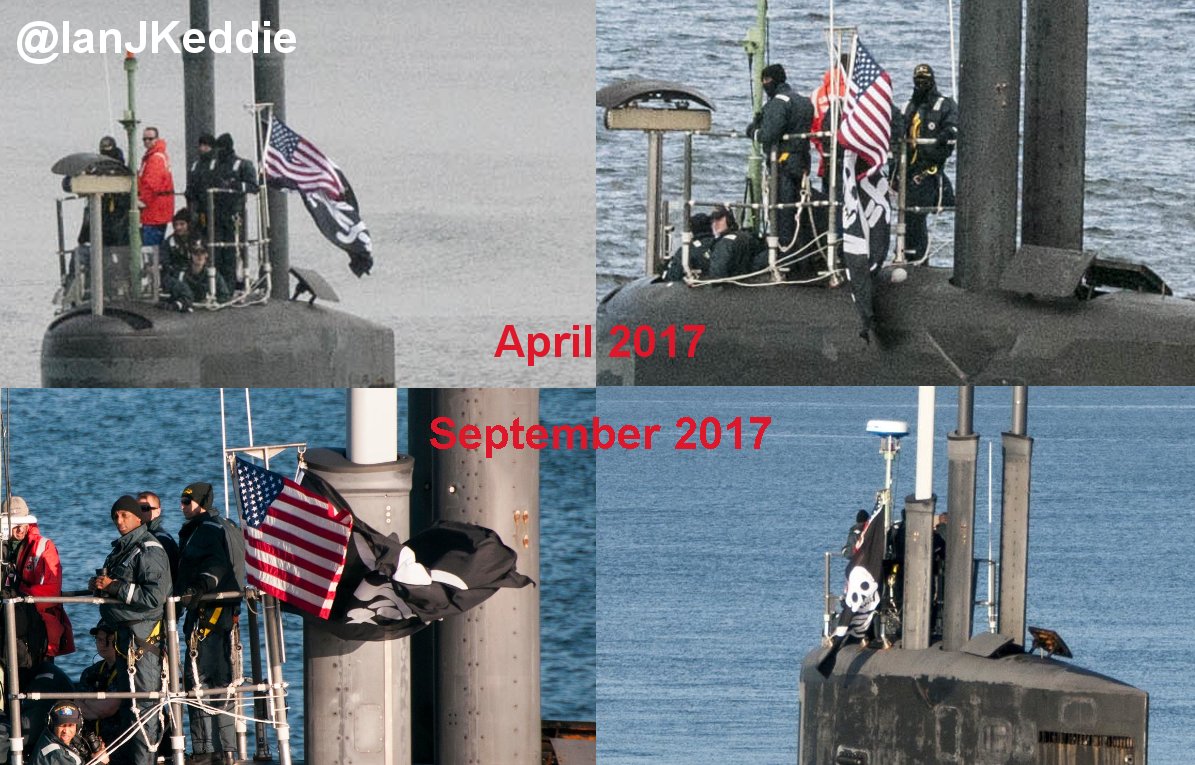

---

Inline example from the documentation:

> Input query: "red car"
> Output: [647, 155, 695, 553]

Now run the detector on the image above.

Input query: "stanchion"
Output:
[164, 597, 187, 765]
[263, 595, 291, 765]
[246, 596, 272, 761]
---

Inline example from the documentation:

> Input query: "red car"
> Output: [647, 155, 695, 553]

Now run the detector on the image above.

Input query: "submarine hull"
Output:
[597, 267, 1195, 385]
[42, 299, 394, 387]
[799, 643, 1147, 765]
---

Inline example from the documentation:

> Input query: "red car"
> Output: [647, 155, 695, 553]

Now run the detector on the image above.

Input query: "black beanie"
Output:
[111, 495, 142, 520]
[761, 63, 787, 84]
[198, 132, 216, 148]
[215, 133, 234, 155]
[182, 482, 214, 510]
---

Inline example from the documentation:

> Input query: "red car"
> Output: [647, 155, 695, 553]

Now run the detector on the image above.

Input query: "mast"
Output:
[997, 386, 1032, 648]
[942, 385, 979, 650]
[121, 52, 143, 292]
[740, 0, 767, 230]
[408, 390, 542, 765]
[183, 0, 215, 169]
[953, 0, 1022, 290]
[901, 387, 936, 650]
[254, 0, 289, 300]
[304, 389, 412, 765]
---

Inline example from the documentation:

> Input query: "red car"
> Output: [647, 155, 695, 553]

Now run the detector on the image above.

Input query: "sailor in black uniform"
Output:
[748, 64, 814, 266]
[707, 206, 764, 280]
[898, 64, 958, 263]
[176, 482, 245, 765]
[663, 212, 716, 281]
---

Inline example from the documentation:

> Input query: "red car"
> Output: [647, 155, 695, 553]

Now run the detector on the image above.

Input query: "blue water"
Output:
[597, 387, 1195, 765]
[1, 387, 596, 758]
[597, 0, 1195, 299]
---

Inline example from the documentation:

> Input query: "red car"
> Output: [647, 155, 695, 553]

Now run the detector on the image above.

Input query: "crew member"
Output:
[176, 482, 245, 765]
[76, 621, 123, 751]
[185, 133, 216, 230]
[205, 133, 259, 290]
[748, 63, 814, 262]
[29, 701, 101, 765]
[707, 205, 764, 280]
[841, 509, 870, 558]
[663, 212, 716, 282]
[137, 491, 180, 581]
[3, 497, 75, 658]
[77, 136, 131, 248]
[138, 127, 176, 248]
[898, 64, 958, 263]
[89, 496, 172, 765]
[160, 210, 197, 294]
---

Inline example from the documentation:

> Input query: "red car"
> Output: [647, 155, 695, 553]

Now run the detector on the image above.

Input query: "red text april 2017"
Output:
[493, 324, 705, 367]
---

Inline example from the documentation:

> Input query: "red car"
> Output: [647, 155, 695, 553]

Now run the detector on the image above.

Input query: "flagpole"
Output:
[255, 103, 274, 300]
[304, 394, 412, 765]
[253, 2, 290, 302]
[220, 388, 230, 518]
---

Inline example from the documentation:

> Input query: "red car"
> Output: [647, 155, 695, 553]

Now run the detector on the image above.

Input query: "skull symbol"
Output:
[844, 565, 879, 613]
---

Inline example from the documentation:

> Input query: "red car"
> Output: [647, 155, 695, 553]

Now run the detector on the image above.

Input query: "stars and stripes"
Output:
[837, 40, 893, 176]
[261, 116, 374, 276]
[263, 117, 346, 199]
[234, 457, 353, 619]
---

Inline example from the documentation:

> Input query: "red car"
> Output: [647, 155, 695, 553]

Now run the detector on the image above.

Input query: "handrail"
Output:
[2, 586, 287, 765]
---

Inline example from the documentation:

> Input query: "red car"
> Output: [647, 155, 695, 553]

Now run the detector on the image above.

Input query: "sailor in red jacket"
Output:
[138, 126, 176, 247]
[3, 497, 75, 657]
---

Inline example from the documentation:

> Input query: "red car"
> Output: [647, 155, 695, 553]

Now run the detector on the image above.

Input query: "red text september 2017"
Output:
[429, 416, 772, 458]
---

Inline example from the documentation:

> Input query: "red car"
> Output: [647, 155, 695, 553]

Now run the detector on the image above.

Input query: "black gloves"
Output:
[746, 112, 762, 137]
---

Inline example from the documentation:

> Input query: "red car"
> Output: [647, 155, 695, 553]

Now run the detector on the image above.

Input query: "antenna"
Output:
[987, 441, 997, 633]
[866, 418, 909, 533]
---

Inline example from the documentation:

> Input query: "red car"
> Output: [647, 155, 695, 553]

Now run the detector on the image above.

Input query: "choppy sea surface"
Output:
[1, 387, 596, 759]
[596, 0, 1195, 299]
[598, 387, 1194, 765]
[0, 1, 596, 386]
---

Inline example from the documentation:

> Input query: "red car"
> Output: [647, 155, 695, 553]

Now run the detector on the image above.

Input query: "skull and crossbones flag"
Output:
[296, 470, 535, 641]
[818, 500, 886, 676]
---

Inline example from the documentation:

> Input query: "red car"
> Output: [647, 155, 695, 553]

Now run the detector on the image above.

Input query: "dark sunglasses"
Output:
[139, 504, 158, 512]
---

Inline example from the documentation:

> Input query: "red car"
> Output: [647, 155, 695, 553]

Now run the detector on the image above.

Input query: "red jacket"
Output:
[139, 138, 176, 226]
[12, 525, 75, 657]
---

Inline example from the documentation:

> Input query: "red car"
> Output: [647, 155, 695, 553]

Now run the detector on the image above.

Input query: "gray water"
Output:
[597, 387, 1194, 764]
[0, 1, 596, 387]
[1, 387, 596, 759]
[596, 0, 1195, 299]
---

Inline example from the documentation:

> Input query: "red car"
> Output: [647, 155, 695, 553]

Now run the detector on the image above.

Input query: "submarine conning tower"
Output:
[798, 387, 1148, 765]
[596, 0, 1195, 385]
[41, 0, 393, 387]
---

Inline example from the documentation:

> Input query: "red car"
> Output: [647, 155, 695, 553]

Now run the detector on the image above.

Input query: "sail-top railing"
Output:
[202, 188, 272, 309]
[1, 587, 288, 765]
[893, 135, 957, 266]
[676, 129, 840, 287]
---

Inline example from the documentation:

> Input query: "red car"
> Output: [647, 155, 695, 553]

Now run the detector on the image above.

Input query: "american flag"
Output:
[263, 117, 346, 200]
[837, 40, 893, 175]
[234, 457, 353, 619]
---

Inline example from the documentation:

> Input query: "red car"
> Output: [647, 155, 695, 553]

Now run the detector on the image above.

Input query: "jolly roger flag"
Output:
[298, 470, 535, 641]
[300, 169, 375, 278]
[818, 499, 886, 677]
[263, 117, 374, 277]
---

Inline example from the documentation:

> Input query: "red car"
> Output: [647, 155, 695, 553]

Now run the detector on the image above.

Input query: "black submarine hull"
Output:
[800, 643, 1147, 765]
[42, 299, 394, 387]
[597, 267, 1195, 384]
